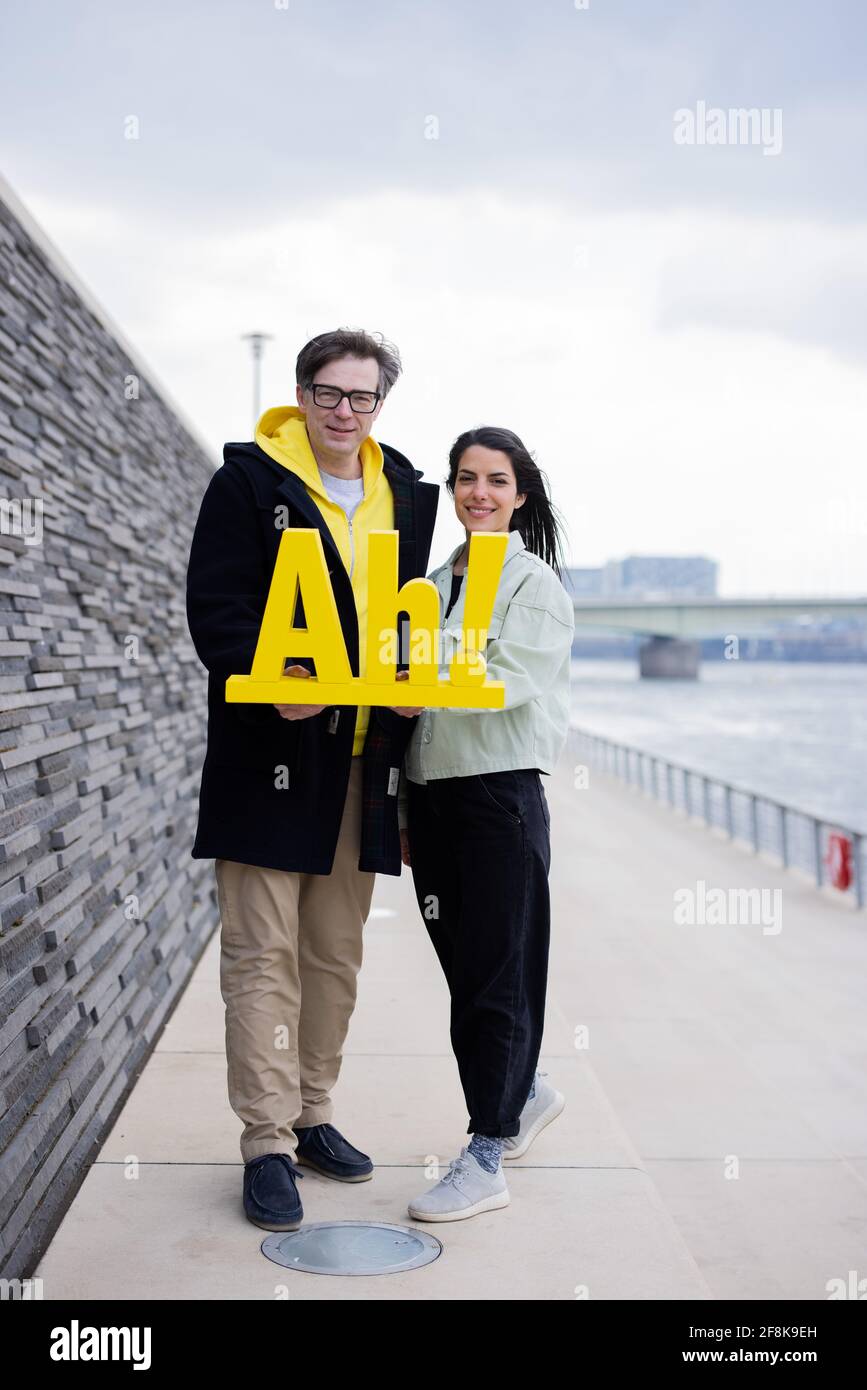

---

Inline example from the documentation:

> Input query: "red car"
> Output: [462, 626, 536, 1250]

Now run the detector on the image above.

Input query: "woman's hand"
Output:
[387, 669, 425, 718]
[273, 664, 328, 719]
[399, 828, 411, 866]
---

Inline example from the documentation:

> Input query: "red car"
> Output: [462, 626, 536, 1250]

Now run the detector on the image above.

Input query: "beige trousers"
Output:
[214, 759, 375, 1163]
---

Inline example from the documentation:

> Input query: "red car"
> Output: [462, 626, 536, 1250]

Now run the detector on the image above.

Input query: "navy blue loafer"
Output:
[243, 1152, 305, 1231]
[294, 1123, 374, 1182]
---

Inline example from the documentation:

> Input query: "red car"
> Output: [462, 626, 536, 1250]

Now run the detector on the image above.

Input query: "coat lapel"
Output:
[272, 470, 343, 568]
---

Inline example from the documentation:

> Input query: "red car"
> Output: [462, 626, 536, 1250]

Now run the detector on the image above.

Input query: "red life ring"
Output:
[824, 833, 853, 891]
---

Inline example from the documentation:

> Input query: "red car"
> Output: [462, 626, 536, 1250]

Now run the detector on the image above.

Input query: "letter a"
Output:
[250, 528, 352, 683]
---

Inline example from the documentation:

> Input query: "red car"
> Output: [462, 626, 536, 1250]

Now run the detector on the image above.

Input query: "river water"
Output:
[570, 660, 867, 832]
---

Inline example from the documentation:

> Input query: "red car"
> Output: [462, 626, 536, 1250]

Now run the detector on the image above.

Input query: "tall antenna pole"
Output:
[241, 332, 273, 426]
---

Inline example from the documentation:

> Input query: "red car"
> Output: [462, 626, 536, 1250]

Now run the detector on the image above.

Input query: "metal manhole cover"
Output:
[261, 1221, 442, 1276]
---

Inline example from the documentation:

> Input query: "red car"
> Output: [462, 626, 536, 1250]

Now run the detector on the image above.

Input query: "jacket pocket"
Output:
[484, 607, 507, 638]
[441, 608, 506, 670]
[444, 607, 506, 640]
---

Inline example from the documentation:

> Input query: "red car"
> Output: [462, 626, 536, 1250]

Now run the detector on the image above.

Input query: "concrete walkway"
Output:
[34, 755, 867, 1300]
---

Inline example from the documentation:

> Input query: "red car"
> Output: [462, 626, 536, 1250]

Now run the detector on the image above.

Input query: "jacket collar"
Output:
[224, 438, 417, 501]
[221, 439, 422, 584]
[435, 527, 526, 581]
[255, 406, 387, 505]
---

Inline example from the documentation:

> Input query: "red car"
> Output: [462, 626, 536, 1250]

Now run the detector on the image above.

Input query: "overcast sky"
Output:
[2, 0, 866, 595]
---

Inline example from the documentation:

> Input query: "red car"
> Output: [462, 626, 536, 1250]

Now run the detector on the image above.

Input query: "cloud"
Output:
[4, 1, 867, 595]
[1, 0, 866, 228]
[656, 216, 867, 363]
[17, 183, 867, 594]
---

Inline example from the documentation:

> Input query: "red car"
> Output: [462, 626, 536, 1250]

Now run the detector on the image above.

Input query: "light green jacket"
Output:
[398, 530, 575, 828]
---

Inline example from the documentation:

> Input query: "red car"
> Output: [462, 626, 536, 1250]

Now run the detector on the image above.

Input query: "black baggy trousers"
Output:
[406, 768, 552, 1138]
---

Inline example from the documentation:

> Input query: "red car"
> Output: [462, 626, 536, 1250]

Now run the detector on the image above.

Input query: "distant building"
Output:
[604, 555, 718, 598]
[565, 556, 717, 598]
[563, 566, 605, 596]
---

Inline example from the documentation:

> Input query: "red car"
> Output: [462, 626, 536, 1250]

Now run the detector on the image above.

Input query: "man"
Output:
[185, 328, 438, 1231]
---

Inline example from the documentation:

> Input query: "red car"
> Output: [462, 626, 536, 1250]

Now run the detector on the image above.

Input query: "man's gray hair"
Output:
[296, 328, 402, 399]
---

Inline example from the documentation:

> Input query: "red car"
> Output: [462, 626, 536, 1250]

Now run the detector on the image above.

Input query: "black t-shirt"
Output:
[444, 570, 463, 621]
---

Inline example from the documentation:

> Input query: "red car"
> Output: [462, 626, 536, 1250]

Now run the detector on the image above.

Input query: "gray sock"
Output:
[468, 1133, 502, 1174]
[527, 1073, 537, 1102]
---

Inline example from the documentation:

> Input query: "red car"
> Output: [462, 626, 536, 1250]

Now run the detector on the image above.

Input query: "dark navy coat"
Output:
[185, 439, 438, 874]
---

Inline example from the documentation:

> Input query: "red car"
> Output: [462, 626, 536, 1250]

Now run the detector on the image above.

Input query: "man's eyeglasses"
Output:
[310, 384, 381, 413]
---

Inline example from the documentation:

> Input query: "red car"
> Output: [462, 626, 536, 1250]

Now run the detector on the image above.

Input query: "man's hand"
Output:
[399, 828, 411, 866]
[274, 665, 328, 720]
[387, 669, 426, 718]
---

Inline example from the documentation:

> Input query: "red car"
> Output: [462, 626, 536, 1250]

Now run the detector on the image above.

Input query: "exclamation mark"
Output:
[449, 531, 508, 686]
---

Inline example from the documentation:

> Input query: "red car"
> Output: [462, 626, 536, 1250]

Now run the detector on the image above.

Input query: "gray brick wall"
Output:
[0, 186, 218, 1279]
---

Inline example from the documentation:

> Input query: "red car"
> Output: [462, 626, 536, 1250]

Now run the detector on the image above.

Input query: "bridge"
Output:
[570, 596, 867, 676]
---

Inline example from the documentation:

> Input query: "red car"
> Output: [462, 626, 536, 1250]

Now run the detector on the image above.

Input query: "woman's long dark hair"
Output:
[446, 426, 568, 579]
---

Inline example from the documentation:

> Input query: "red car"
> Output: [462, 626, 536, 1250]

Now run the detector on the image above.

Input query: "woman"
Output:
[389, 426, 575, 1222]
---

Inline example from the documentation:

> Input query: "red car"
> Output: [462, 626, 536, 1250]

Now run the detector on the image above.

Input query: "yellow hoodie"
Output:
[254, 405, 395, 755]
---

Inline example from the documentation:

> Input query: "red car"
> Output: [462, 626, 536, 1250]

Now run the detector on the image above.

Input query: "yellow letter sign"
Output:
[225, 529, 507, 708]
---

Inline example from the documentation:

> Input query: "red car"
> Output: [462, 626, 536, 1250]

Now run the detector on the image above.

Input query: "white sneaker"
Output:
[501, 1073, 565, 1159]
[407, 1148, 510, 1223]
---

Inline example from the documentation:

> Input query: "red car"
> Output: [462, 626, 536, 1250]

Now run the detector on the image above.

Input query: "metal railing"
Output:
[568, 725, 866, 910]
